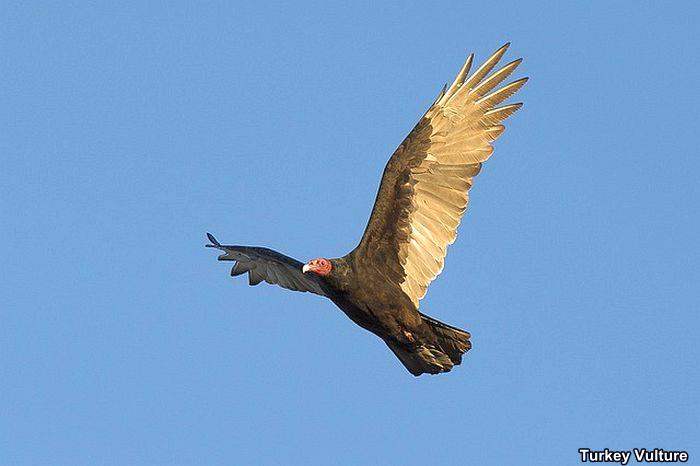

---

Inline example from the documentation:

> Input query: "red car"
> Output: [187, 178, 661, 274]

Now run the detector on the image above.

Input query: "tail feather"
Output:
[386, 340, 456, 376]
[421, 312, 472, 365]
[386, 313, 471, 376]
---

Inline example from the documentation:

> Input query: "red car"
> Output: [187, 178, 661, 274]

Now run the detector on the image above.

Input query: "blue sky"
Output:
[2, 2, 698, 465]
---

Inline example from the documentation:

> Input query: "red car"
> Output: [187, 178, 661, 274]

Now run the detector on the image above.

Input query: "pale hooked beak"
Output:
[302, 263, 311, 273]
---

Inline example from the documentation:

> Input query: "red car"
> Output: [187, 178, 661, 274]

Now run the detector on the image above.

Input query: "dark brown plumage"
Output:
[206, 44, 527, 376]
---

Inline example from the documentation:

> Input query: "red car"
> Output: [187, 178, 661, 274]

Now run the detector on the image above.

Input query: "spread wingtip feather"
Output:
[206, 232, 221, 248]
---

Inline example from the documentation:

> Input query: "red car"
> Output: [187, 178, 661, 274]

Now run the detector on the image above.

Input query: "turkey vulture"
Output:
[206, 43, 527, 376]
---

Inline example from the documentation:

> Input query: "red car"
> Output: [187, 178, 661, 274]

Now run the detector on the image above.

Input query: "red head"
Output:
[302, 258, 332, 276]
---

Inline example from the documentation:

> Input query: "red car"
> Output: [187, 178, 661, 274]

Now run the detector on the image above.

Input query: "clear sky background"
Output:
[2, 2, 698, 465]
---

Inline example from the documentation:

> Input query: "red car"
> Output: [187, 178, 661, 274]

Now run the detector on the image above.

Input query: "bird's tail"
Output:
[420, 313, 472, 365]
[386, 314, 471, 376]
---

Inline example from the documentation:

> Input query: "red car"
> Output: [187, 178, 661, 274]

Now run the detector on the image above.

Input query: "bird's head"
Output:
[302, 258, 332, 276]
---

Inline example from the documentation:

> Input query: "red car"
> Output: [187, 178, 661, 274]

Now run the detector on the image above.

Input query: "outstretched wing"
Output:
[352, 43, 527, 307]
[206, 233, 327, 296]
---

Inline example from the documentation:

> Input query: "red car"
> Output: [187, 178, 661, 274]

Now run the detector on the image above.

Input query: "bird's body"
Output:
[323, 254, 421, 341]
[325, 254, 472, 376]
[207, 43, 527, 376]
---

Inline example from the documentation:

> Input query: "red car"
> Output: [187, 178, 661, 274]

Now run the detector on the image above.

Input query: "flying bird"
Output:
[207, 43, 527, 376]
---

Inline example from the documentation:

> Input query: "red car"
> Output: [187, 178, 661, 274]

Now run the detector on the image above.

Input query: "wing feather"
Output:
[352, 44, 527, 306]
[249, 269, 264, 286]
[476, 78, 529, 107]
[206, 235, 327, 296]
[470, 58, 522, 96]
[458, 43, 511, 98]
